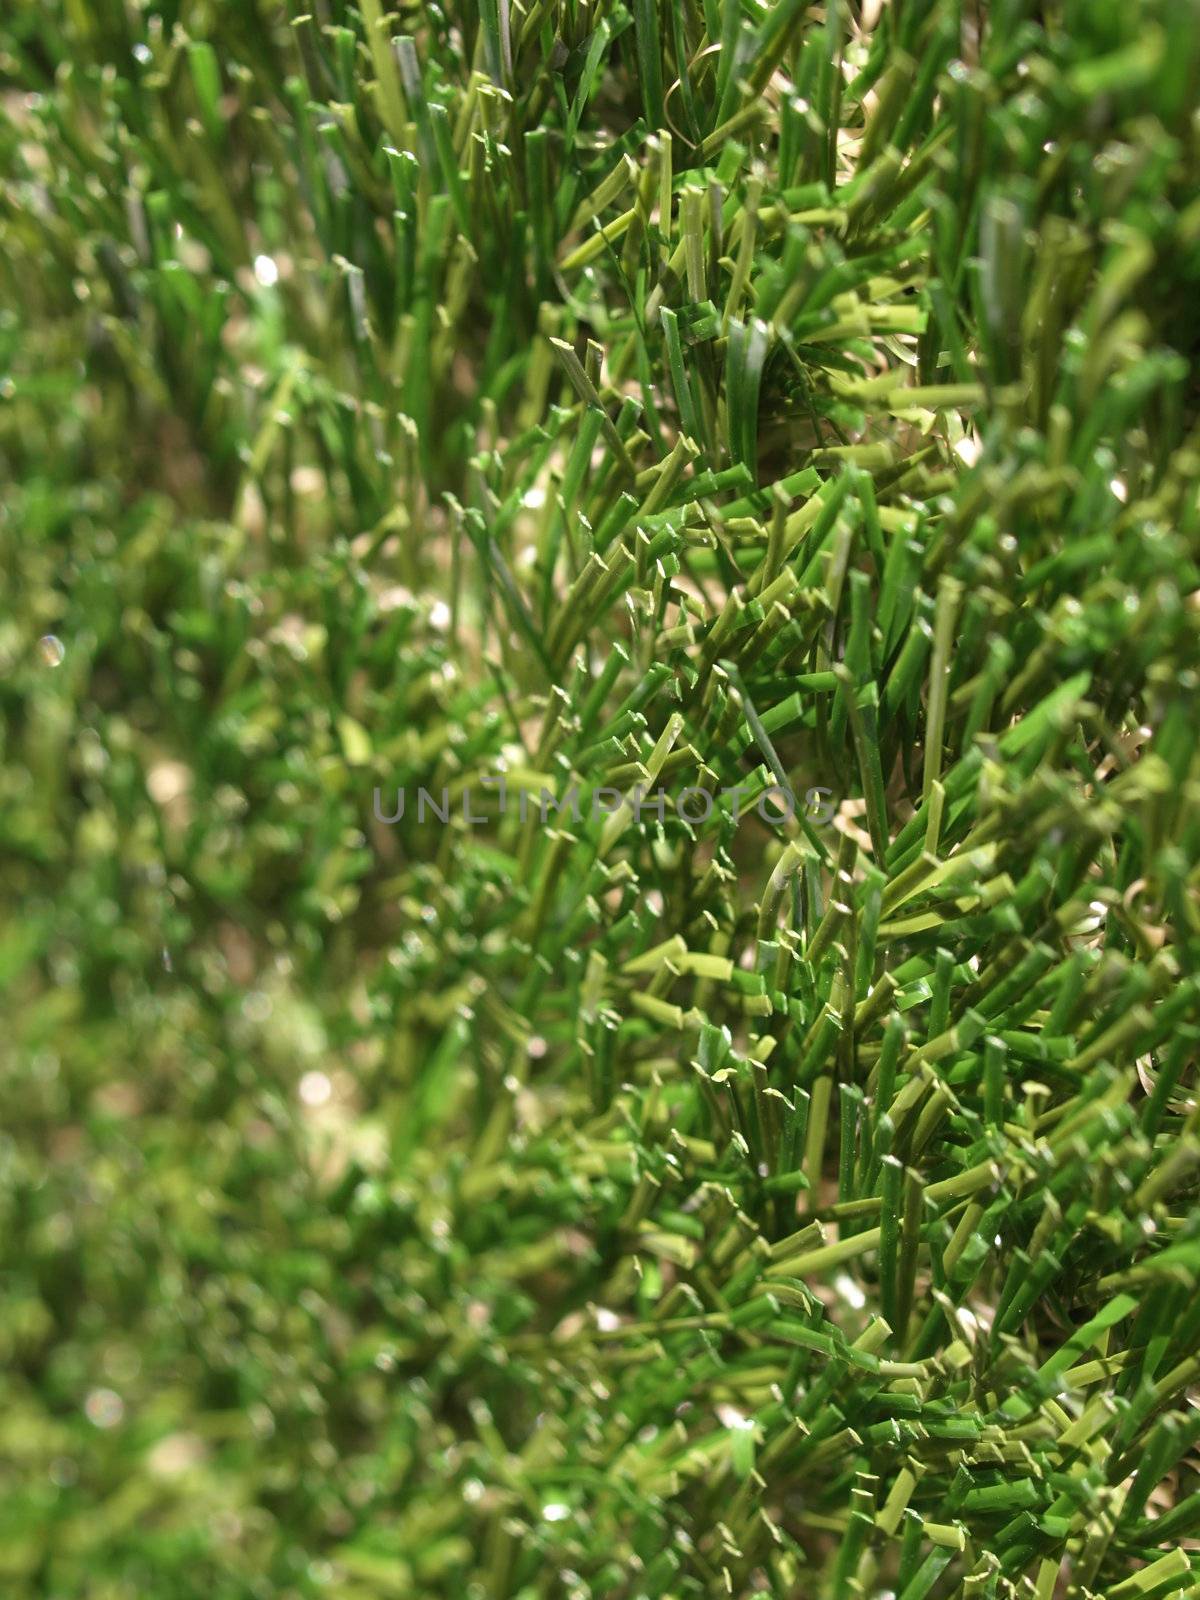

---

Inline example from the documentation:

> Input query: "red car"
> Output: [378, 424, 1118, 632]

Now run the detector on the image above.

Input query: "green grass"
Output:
[2, 1, 1200, 1596]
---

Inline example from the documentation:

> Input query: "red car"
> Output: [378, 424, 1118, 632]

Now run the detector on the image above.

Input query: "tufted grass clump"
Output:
[2, 1, 1200, 1597]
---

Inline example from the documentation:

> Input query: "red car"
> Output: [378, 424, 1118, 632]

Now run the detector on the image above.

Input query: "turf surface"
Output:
[2, 1, 1200, 1596]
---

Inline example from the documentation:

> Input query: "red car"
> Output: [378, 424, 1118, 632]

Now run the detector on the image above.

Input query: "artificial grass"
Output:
[2, 0, 1200, 1595]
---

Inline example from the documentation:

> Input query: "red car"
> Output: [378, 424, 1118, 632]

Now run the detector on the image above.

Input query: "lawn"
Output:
[1, 1, 1199, 1596]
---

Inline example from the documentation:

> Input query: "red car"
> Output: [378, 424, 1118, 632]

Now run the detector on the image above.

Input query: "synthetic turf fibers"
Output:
[2, 1, 1200, 1596]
